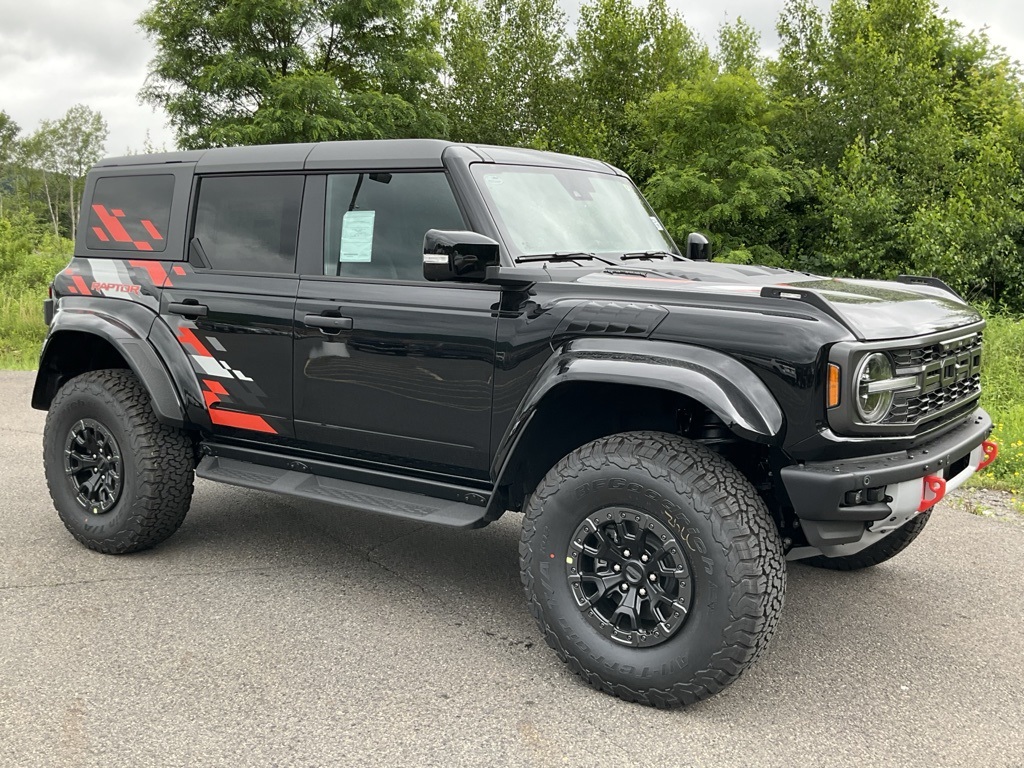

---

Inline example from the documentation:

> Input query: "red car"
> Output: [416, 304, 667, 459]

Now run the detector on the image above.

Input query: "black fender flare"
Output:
[32, 298, 193, 428]
[491, 337, 784, 483]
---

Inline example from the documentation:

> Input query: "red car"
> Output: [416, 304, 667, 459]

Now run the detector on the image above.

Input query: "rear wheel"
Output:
[799, 512, 931, 571]
[43, 369, 194, 554]
[520, 431, 786, 708]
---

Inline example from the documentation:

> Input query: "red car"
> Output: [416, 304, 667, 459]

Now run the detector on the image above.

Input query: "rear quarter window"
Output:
[86, 175, 174, 253]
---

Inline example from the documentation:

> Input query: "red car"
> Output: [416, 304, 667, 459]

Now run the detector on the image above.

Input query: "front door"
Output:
[293, 171, 500, 479]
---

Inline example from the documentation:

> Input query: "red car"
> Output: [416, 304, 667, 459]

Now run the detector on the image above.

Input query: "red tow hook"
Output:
[978, 440, 999, 471]
[918, 475, 947, 513]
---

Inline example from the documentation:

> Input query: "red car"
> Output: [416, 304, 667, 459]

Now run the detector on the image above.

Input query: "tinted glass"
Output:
[323, 172, 465, 280]
[193, 175, 303, 273]
[86, 174, 174, 253]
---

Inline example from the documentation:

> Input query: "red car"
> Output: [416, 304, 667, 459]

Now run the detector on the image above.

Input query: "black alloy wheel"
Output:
[64, 418, 123, 515]
[568, 508, 692, 648]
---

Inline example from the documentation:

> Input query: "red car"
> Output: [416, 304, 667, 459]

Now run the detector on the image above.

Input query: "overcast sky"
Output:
[0, 0, 1021, 155]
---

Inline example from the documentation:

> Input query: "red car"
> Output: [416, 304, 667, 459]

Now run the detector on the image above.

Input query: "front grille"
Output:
[883, 332, 983, 426]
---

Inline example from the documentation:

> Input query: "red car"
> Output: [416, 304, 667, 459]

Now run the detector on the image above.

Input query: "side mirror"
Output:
[687, 232, 711, 261]
[423, 229, 501, 282]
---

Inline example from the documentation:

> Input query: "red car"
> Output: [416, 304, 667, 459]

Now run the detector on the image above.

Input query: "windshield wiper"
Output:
[621, 250, 684, 262]
[515, 251, 617, 265]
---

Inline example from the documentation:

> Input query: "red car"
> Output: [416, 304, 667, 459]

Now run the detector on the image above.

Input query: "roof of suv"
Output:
[94, 139, 618, 175]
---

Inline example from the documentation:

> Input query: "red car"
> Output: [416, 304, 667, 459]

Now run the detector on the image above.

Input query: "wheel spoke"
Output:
[569, 571, 625, 609]
[610, 590, 641, 631]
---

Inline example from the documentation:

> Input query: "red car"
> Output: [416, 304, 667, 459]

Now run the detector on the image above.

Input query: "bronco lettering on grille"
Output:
[921, 347, 981, 392]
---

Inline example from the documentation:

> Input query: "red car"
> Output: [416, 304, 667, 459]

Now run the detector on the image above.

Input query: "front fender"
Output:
[32, 297, 187, 427]
[492, 337, 784, 479]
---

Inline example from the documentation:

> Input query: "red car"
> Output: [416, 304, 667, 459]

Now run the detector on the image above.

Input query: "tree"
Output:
[52, 105, 107, 241]
[19, 126, 62, 237]
[559, 0, 710, 174]
[637, 66, 810, 263]
[437, 0, 567, 148]
[138, 0, 446, 148]
[716, 17, 763, 77]
[771, 0, 1024, 308]
[18, 106, 106, 240]
[0, 111, 20, 217]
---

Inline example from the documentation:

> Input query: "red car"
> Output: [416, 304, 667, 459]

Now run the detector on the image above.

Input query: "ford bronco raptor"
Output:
[34, 140, 997, 707]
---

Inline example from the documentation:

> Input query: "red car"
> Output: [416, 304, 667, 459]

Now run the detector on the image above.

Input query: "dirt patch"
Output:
[947, 486, 1024, 525]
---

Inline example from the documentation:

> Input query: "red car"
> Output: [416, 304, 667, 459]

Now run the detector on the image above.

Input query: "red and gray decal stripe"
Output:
[200, 378, 276, 433]
[173, 319, 275, 433]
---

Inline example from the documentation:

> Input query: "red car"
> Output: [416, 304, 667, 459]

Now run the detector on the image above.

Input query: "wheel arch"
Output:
[32, 300, 187, 428]
[489, 339, 784, 514]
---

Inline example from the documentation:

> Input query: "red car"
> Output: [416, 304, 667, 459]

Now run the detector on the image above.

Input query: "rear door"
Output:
[158, 173, 303, 438]
[293, 171, 500, 480]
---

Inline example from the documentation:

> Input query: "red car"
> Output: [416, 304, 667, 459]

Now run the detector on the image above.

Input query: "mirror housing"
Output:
[423, 229, 501, 282]
[687, 232, 711, 261]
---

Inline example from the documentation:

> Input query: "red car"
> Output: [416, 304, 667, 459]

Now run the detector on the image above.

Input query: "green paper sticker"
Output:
[340, 210, 375, 262]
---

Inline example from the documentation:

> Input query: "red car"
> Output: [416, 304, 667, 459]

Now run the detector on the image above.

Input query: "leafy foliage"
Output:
[771, 0, 1024, 308]
[556, 0, 710, 172]
[438, 0, 567, 148]
[138, 0, 446, 147]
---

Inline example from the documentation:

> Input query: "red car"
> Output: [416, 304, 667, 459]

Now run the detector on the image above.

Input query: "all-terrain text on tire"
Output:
[33, 140, 997, 707]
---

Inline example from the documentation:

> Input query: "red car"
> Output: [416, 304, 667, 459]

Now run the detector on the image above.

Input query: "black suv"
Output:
[34, 140, 997, 707]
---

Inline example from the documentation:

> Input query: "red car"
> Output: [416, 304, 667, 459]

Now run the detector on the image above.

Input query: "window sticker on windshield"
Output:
[650, 216, 666, 231]
[483, 174, 504, 186]
[340, 210, 375, 262]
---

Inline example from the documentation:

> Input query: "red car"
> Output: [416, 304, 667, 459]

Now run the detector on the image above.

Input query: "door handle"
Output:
[168, 300, 208, 318]
[304, 314, 353, 332]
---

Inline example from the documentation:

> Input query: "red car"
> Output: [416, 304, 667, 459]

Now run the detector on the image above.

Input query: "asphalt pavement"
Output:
[1, 370, 1022, 768]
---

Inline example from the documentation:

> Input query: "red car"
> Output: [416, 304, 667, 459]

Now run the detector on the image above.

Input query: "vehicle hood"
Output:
[572, 262, 982, 341]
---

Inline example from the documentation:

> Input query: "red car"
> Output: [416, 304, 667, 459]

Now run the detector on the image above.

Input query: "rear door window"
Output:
[86, 174, 174, 253]
[192, 175, 303, 273]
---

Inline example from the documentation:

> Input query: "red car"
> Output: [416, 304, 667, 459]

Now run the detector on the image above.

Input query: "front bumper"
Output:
[781, 408, 993, 551]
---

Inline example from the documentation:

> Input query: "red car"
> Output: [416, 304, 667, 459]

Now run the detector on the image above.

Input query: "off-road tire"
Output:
[800, 511, 931, 571]
[519, 431, 786, 708]
[43, 369, 194, 554]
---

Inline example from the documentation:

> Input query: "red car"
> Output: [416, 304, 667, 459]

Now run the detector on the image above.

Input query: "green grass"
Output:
[0, 286, 46, 369]
[974, 313, 1024, 497]
[0, 216, 72, 369]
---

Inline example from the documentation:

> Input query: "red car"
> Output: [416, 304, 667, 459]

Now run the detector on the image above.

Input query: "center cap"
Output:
[624, 562, 644, 585]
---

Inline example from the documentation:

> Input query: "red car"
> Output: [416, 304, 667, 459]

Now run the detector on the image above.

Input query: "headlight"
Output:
[855, 353, 895, 423]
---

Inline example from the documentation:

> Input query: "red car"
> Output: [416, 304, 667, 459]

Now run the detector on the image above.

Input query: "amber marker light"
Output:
[827, 364, 841, 408]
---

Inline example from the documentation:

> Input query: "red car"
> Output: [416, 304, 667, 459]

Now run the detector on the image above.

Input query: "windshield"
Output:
[471, 164, 679, 260]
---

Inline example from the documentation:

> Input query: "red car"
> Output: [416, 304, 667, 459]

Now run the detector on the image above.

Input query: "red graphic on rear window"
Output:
[92, 205, 166, 252]
[92, 205, 132, 242]
[141, 220, 164, 240]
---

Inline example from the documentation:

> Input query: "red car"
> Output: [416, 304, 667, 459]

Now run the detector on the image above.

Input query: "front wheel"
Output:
[519, 432, 786, 708]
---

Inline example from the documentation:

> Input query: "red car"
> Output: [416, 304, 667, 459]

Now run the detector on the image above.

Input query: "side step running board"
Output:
[196, 456, 490, 529]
